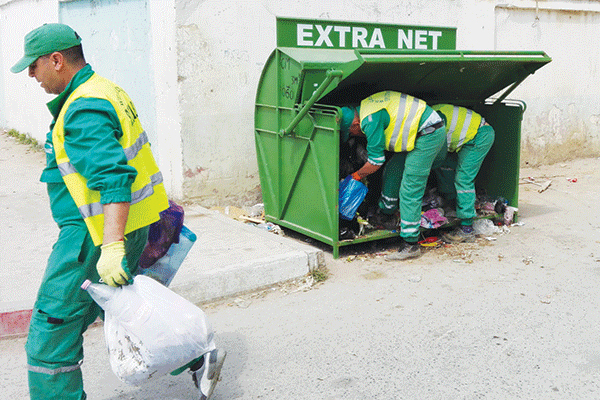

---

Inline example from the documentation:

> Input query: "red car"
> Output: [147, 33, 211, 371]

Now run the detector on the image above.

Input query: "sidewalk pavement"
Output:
[0, 133, 323, 339]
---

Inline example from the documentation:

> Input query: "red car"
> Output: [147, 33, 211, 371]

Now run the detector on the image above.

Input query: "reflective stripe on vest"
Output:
[433, 104, 482, 152]
[52, 73, 169, 246]
[360, 91, 426, 152]
[56, 131, 164, 219]
[28, 362, 81, 375]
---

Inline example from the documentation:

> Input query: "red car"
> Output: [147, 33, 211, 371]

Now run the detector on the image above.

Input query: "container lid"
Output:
[267, 47, 551, 106]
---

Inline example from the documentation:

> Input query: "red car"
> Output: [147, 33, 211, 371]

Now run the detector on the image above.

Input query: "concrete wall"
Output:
[2, 0, 599, 206]
[1, 0, 58, 136]
[495, 4, 600, 165]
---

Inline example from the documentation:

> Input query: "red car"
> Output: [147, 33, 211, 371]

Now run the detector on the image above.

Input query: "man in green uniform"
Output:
[431, 104, 495, 242]
[12, 23, 224, 400]
[340, 91, 446, 261]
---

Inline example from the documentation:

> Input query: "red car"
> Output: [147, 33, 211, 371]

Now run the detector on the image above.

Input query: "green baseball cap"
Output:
[11, 23, 82, 73]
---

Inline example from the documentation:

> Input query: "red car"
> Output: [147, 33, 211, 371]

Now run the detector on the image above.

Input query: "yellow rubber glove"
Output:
[96, 240, 130, 287]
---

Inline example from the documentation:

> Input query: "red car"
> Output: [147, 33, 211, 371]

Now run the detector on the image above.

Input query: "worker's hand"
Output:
[96, 240, 130, 287]
[351, 172, 361, 181]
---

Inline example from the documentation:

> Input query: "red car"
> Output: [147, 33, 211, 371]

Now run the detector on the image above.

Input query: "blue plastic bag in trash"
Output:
[339, 175, 368, 221]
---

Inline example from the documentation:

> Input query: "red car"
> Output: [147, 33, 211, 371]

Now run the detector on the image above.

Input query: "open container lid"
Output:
[262, 47, 551, 108]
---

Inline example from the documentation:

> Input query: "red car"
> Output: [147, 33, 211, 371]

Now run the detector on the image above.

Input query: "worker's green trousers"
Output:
[26, 217, 148, 400]
[433, 124, 495, 224]
[378, 126, 446, 241]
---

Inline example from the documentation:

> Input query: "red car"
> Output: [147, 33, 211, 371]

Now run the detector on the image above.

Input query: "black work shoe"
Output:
[192, 349, 227, 400]
[369, 210, 399, 230]
[385, 241, 422, 261]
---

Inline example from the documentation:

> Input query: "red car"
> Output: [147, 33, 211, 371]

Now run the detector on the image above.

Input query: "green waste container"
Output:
[254, 47, 551, 258]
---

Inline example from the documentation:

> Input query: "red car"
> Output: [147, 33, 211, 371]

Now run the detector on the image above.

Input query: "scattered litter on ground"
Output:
[522, 256, 534, 265]
[256, 222, 283, 235]
[218, 274, 320, 309]
[418, 236, 441, 248]
[504, 206, 518, 225]
[521, 177, 552, 193]
[210, 205, 247, 220]
[211, 204, 283, 235]
[247, 203, 264, 217]
[473, 219, 500, 236]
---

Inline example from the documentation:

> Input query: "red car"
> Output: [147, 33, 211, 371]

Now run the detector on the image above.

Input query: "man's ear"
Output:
[49, 52, 65, 71]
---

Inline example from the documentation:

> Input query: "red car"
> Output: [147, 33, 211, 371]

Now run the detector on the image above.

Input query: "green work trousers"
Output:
[378, 126, 446, 241]
[26, 186, 149, 400]
[433, 124, 495, 224]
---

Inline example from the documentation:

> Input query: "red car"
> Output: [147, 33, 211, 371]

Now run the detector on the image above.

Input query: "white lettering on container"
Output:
[415, 30, 428, 49]
[429, 31, 442, 49]
[370, 28, 385, 48]
[398, 29, 443, 50]
[334, 26, 351, 47]
[298, 24, 313, 46]
[353, 27, 368, 48]
[315, 25, 334, 47]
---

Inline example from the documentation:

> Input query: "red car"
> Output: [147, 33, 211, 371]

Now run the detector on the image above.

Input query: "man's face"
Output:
[28, 55, 61, 94]
[349, 113, 363, 137]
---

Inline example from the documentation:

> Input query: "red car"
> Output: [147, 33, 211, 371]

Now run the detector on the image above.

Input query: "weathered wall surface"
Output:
[495, 5, 600, 166]
[1, 0, 58, 138]
[176, 0, 271, 206]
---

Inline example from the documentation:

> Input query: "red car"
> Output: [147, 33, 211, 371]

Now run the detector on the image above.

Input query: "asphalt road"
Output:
[2, 144, 599, 399]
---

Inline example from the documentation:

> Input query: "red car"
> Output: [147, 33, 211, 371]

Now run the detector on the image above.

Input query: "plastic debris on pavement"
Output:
[247, 203, 265, 217]
[211, 203, 283, 235]
[256, 222, 283, 235]
[473, 219, 500, 236]
[503, 206, 518, 226]
[418, 236, 441, 248]
[521, 177, 552, 193]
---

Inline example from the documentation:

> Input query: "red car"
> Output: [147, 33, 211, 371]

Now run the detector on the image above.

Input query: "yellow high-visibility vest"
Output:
[52, 73, 169, 246]
[432, 104, 482, 152]
[360, 91, 427, 152]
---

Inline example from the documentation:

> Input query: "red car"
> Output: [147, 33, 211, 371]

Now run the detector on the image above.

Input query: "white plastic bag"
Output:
[82, 275, 215, 385]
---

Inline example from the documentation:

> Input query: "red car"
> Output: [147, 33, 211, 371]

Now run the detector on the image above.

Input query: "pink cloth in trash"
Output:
[420, 208, 448, 229]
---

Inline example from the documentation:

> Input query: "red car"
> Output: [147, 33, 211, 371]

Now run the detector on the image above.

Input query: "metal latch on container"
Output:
[279, 69, 344, 137]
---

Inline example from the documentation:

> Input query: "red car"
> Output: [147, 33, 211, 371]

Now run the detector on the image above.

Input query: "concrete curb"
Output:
[0, 309, 32, 340]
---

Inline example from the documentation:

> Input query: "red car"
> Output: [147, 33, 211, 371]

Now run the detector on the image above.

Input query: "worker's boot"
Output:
[191, 349, 227, 400]
[385, 240, 422, 261]
[369, 209, 399, 231]
[442, 225, 475, 243]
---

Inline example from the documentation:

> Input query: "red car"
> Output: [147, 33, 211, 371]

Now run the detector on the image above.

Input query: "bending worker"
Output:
[340, 90, 446, 261]
[431, 104, 495, 242]
[11, 23, 225, 400]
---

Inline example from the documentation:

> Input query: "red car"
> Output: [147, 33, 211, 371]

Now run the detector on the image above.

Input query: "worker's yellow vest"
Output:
[360, 91, 427, 152]
[432, 104, 482, 152]
[52, 73, 169, 246]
